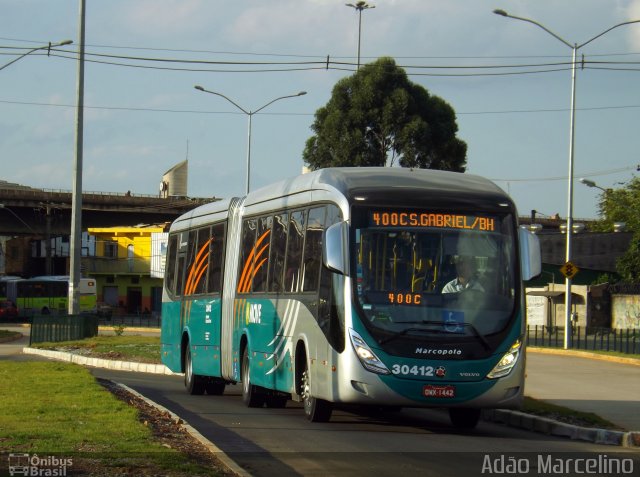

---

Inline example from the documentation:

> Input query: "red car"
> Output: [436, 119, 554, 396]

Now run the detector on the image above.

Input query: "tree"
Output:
[303, 57, 467, 172]
[592, 176, 640, 281]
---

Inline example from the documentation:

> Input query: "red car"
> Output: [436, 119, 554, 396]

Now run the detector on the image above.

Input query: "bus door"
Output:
[236, 214, 281, 390]
[180, 226, 226, 378]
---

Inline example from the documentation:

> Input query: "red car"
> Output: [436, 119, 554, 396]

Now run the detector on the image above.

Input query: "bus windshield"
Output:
[353, 208, 517, 342]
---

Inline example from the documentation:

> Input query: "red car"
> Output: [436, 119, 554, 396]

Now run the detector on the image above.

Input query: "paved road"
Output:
[89, 368, 639, 477]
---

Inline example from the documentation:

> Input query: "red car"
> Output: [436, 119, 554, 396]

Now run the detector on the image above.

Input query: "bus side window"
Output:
[252, 216, 272, 293]
[302, 206, 326, 292]
[186, 227, 211, 296]
[268, 213, 288, 293]
[237, 218, 258, 294]
[284, 210, 306, 293]
[165, 234, 178, 296]
[175, 231, 189, 298]
[206, 223, 225, 294]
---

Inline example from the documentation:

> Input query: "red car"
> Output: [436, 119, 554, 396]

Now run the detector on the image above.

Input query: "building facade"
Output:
[86, 225, 168, 316]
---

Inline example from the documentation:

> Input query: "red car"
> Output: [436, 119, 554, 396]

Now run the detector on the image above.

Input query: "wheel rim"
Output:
[302, 369, 311, 413]
[185, 350, 192, 385]
[242, 353, 250, 395]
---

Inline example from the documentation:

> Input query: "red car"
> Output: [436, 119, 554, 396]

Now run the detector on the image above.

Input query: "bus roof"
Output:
[172, 167, 515, 227]
[245, 167, 513, 210]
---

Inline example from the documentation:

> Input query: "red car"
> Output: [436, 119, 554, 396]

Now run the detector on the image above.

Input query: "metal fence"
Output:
[30, 314, 99, 345]
[97, 313, 161, 328]
[527, 325, 640, 355]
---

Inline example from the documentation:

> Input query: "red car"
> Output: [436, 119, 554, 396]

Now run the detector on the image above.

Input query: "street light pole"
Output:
[0, 39, 72, 72]
[345, 1, 375, 70]
[493, 9, 640, 349]
[69, 0, 86, 315]
[194, 86, 307, 195]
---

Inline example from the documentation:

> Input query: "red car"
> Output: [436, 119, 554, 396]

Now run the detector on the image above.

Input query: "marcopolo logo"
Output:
[8, 453, 73, 476]
[415, 347, 462, 356]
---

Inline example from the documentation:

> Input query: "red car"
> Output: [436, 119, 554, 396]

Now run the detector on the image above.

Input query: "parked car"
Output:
[0, 300, 19, 320]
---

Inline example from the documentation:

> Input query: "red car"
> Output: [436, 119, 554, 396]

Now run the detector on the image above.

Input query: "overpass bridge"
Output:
[0, 182, 219, 236]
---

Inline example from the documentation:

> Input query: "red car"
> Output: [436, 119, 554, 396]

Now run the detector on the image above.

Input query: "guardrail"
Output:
[527, 325, 639, 355]
[30, 314, 99, 344]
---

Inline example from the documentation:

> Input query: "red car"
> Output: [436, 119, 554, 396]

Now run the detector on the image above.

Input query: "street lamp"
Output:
[579, 178, 608, 193]
[493, 9, 640, 349]
[194, 86, 307, 195]
[345, 1, 375, 70]
[0, 39, 73, 72]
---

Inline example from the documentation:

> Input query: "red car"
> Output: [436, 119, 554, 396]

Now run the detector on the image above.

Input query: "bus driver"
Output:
[442, 255, 484, 294]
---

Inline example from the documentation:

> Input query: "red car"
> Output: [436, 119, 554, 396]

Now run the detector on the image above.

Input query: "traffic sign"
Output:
[560, 261, 579, 279]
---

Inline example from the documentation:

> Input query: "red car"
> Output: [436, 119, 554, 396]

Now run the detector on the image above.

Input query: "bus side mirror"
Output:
[519, 227, 541, 280]
[324, 222, 349, 275]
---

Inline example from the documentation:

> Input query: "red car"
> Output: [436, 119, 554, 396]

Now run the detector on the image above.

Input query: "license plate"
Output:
[423, 384, 456, 398]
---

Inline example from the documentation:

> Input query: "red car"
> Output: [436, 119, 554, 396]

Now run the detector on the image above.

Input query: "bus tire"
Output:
[205, 378, 226, 396]
[241, 348, 264, 408]
[265, 394, 288, 408]
[184, 346, 205, 395]
[301, 365, 332, 422]
[449, 408, 481, 429]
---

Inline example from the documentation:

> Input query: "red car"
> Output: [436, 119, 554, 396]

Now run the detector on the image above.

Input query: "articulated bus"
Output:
[6, 276, 97, 316]
[161, 167, 540, 426]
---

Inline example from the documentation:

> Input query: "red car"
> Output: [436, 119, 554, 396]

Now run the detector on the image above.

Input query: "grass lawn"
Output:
[32, 334, 161, 363]
[0, 361, 224, 475]
[522, 396, 622, 430]
[0, 329, 22, 342]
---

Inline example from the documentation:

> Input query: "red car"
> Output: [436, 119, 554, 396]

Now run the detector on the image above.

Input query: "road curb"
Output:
[114, 382, 251, 477]
[528, 346, 640, 366]
[482, 409, 640, 448]
[22, 347, 180, 376]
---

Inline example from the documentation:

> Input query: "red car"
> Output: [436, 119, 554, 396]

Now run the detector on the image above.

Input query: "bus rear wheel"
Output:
[205, 378, 226, 396]
[301, 366, 332, 422]
[449, 408, 481, 429]
[241, 348, 265, 407]
[184, 346, 205, 395]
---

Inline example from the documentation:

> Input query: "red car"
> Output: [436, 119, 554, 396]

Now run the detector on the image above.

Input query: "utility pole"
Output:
[69, 0, 86, 315]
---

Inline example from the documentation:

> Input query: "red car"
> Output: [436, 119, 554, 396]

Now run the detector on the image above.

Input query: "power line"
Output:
[2, 98, 640, 116]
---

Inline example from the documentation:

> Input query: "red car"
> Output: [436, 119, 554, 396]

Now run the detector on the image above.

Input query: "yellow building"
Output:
[86, 225, 167, 316]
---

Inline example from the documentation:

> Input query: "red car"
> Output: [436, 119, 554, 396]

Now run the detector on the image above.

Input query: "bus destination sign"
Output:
[370, 211, 495, 232]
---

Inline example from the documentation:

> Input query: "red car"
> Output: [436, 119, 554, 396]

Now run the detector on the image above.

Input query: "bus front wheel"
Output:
[241, 348, 265, 407]
[301, 365, 332, 422]
[449, 408, 481, 429]
[184, 346, 205, 395]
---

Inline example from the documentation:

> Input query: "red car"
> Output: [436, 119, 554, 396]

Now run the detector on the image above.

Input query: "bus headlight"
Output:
[486, 339, 522, 379]
[349, 329, 391, 375]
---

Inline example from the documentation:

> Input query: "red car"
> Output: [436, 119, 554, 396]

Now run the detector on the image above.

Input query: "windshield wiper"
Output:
[379, 327, 447, 345]
[463, 322, 491, 350]
[379, 320, 491, 350]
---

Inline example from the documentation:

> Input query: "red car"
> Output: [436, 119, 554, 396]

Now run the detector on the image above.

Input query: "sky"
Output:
[1, 0, 639, 221]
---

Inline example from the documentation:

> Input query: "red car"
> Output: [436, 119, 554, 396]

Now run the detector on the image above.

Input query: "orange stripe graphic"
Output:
[237, 229, 270, 293]
[184, 238, 213, 296]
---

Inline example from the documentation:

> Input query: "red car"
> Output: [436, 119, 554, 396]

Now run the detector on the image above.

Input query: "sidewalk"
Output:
[2, 324, 639, 447]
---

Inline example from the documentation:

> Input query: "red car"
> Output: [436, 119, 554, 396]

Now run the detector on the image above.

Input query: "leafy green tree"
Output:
[303, 57, 467, 171]
[592, 176, 640, 281]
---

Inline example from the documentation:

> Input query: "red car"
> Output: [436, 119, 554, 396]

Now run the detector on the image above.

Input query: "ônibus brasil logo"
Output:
[8, 453, 73, 476]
